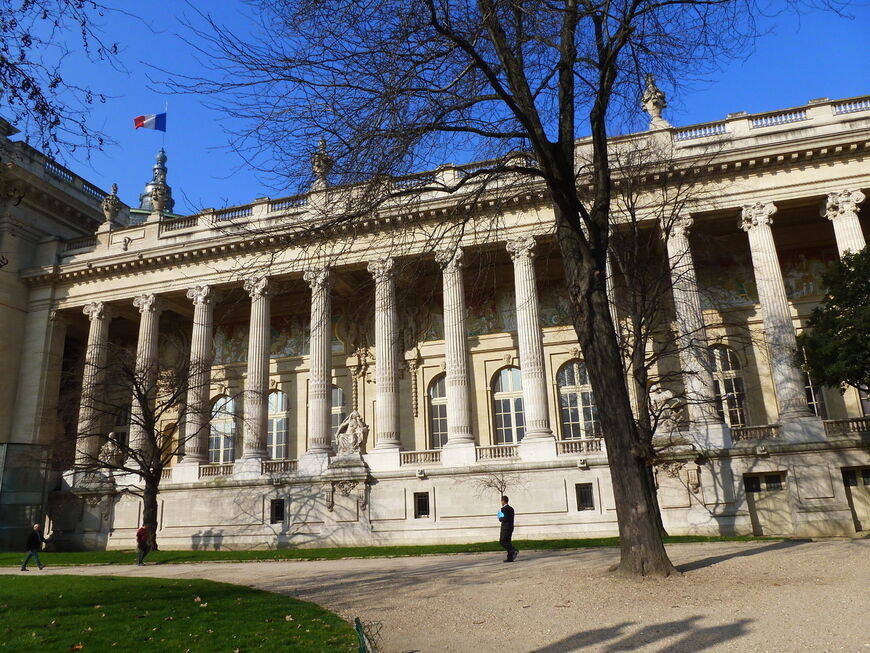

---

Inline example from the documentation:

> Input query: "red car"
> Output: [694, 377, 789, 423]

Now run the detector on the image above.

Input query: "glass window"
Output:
[575, 483, 595, 510]
[858, 387, 870, 417]
[764, 474, 784, 491]
[209, 396, 236, 464]
[557, 360, 600, 439]
[710, 345, 748, 428]
[744, 475, 761, 493]
[269, 499, 285, 524]
[413, 492, 430, 518]
[428, 374, 448, 449]
[492, 366, 524, 444]
[803, 372, 828, 419]
[330, 385, 346, 435]
[267, 390, 288, 460]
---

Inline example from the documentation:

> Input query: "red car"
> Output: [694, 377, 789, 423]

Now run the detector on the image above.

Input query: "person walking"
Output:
[135, 524, 151, 566]
[497, 495, 519, 562]
[20, 524, 47, 571]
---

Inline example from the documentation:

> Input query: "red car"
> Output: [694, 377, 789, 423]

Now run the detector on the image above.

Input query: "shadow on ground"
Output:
[675, 538, 811, 573]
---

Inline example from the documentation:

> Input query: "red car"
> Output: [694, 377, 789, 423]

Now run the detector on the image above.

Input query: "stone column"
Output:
[368, 257, 401, 449]
[304, 268, 333, 457]
[663, 216, 730, 448]
[128, 294, 164, 465]
[75, 302, 112, 468]
[237, 277, 271, 475]
[740, 203, 821, 439]
[435, 250, 475, 465]
[181, 285, 214, 467]
[823, 189, 866, 256]
[506, 236, 554, 451]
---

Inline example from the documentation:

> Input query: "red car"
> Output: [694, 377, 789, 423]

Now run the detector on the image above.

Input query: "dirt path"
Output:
[4, 539, 868, 652]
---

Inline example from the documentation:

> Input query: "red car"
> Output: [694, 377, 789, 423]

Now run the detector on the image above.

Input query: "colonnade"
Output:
[71, 190, 866, 472]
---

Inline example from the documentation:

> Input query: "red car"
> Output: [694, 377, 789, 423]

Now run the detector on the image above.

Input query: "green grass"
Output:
[0, 534, 775, 567]
[0, 575, 356, 652]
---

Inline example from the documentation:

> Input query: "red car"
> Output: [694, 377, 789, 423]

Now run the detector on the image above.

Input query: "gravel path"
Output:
[3, 539, 868, 652]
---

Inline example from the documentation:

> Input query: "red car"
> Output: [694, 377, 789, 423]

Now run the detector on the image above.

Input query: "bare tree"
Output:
[59, 329, 214, 550]
[163, 0, 847, 576]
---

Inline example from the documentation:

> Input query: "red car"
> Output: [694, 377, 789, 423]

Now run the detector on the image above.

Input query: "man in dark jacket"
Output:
[136, 524, 151, 566]
[20, 524, 46, 571]
[497, 496, 519, 562]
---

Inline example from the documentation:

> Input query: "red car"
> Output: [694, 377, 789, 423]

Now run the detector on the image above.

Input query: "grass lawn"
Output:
[0, 535, 774, 567]
[0, 575, 356, 652]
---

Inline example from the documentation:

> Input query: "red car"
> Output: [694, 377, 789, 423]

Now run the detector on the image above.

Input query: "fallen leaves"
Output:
[69, 644, 84, 651]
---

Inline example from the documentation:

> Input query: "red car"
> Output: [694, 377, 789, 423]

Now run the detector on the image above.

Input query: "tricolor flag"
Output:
[133, 113, 167, 132]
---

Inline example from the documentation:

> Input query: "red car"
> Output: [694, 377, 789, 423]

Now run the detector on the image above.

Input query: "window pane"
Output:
[764, 474, 784, 491]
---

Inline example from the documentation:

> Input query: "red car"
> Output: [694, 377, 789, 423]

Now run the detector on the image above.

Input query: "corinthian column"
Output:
[740, 203, 816, 429]
[436, 249, 474, 446]
[663, 217, 730, 448]
[75, 302, 112, 468]
[240, 277, 271, 465]
[506, 236, 553, 440]
[128, 294, 164, 464]
[304, 268, 333, 454]
[823, 189, 866, 256]
[368, 257, 401, 449]
[181, 285, 214, 465]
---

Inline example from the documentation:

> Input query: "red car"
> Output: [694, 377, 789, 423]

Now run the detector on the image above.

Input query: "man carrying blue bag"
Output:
[497, 495, 519, 562]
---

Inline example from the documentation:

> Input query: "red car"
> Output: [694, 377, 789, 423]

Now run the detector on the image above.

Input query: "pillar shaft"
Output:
[741, 203, 812, 420]
[305, 268, 333, 453]
[75, 302, 112, 467]
[368, 257, 401, 449]
[182, 286, 214, 464]
[436, 250, 474, 445]
[128, 294, 163, 463]
[506, 236, 552, 439]
[242, 277, 271, 459]
[824, 189, 866, 256]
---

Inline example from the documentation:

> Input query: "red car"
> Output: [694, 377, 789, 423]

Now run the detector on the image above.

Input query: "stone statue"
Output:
[312, 138, 334, 189]
[101, 183, 122, 226]
[99, 438, 123, 467]
[641, 74, 670, 129]
[649, 386, 680, 435]
[334, 410, 368, 455]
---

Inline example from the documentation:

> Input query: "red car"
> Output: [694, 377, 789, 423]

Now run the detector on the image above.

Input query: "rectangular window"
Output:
[860, 387, 870, 417]
[764, 474, 784, 491]
[413, 492, 430, 519]
[744, 475, 761, 493]
[269, 499, 285, 524]
[575, 483, 595, 511]
[843, 470, 858, 487]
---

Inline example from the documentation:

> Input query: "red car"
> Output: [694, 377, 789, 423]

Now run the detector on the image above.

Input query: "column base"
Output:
[364, 448, 401, 472]
[780, 415, 825, 442]
[691, 421, 732, 450]
[441, 441, 476, 467]
[519, 436, 557, 462]
[234, 457, 265, 480]
[171, 461, 201, 483]
[297, 451, 330, 476]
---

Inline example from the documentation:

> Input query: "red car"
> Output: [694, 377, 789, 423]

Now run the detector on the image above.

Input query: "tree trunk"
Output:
[143, 475, 160, 551]
[554, 207, 676, 577]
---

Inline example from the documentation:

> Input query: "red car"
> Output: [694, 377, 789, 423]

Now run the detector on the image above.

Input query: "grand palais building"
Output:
[1, 92, 869, 551]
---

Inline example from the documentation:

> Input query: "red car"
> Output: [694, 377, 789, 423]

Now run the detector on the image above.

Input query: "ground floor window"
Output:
[270, 499, 285, 524]
[575, 483, 595, 511]
[413, 492, 430, 518]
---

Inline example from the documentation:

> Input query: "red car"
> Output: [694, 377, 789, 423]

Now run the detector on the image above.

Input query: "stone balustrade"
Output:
[731, 424, 782, 442]
[400, 450, 442, 465]
[557, 438, 605, 455]
[262, 459, 299, 474]
[824, 417, 870, 437]
[199, 463, 234, 478]
[476, 445, 519, 461]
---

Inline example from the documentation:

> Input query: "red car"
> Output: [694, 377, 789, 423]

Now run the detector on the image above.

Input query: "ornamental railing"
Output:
[476, 444, 519, 461]
[269, 194, 308, 212]
[832, 98, 870, 115]
[824, 417, 870, 437]
[262, 459, 299, 474]
[731, 424, 781, 441]
[214, 205, 254, 221]
[160, 468, 172, 480]
[160, 215, 198, 233]
[673, 122, 727, 141]
[749, 109, 807, 129]
[400, 450, 442, 465]
[63, 235, 97, 252]
[199, 463, 233, 478]
[557, 438, 605, 455]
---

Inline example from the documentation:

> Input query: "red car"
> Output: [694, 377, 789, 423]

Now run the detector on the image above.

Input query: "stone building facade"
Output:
[1, 94, 869, 551]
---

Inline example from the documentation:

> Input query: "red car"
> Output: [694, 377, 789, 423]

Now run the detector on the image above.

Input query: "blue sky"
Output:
[11, 1, 869, 215]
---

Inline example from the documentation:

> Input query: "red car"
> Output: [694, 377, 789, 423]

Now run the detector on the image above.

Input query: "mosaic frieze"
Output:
[213, 313, 344, 364]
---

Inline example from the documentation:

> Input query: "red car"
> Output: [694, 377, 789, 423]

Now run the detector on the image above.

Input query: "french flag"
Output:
[133, 113, 167, 132]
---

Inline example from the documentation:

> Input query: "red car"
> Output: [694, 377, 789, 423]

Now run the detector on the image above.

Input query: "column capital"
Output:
[82, 301, 111, 322]
[304, 267, 332, 291]
[186, 285, 214, 305]
[367, 256, 395, 281]
[740, 202, 777, 232]
[243, 276, 271, 299]
[664, 215, 694, 239]
[823, 189, 865, 221]
[435, 249, 463, 269]
[506, 235, 536, 261]
[133, 293, 165, 315]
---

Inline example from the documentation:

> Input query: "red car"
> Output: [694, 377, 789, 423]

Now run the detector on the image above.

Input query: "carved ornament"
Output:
[186, 285, 213, 306]
[367, 257, 395, 281]
[303, 267, 332, 291]
[101, 183, 122, 225]
[506, 235, 536, 261]
[83, 301, 111, 322]
[823, 189, 865, 221]
[243, 276, 271, 298]
[739, 202, 777, 232]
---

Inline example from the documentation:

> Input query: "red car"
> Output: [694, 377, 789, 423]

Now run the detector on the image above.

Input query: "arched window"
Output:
[428, 374, 448, 449]
[710, 346, 748, 428]
[331, 385, 346, 434]
[267, 390, 288, 459]
[492, 366, 524, 444]
[557, 360, 601, 439]
[209, 396, 236, 464]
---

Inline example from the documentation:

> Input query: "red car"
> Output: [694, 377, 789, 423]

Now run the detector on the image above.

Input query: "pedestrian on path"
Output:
[20, 524, 47, 571]
[136, 524, 151, 566]
[498, 496, 518, 562]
